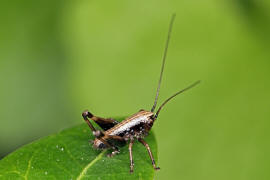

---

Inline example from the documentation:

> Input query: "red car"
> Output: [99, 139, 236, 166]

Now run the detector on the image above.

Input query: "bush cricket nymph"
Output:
[82, 14, 200, 173]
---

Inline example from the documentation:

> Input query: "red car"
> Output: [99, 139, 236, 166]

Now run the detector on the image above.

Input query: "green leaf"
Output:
[0, 118, 158, 180]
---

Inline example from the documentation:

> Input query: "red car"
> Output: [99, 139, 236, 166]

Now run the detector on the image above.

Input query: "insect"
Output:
[82, 14, 200, 173]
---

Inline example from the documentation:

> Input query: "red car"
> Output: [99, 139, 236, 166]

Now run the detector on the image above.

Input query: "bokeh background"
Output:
[1, 0, 270, 179]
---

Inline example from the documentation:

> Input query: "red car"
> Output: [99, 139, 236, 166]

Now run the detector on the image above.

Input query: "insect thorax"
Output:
[105, 110, 154, 140]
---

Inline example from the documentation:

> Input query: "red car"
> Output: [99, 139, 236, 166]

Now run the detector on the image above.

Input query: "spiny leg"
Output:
[82, 110, 97, 132]
[92, 117, 119, 131]
[106, 134, 125, 142]
[129, 139, 135, 173]
[82, 110, 119, 131]
[93, 137, 119, 157]
[138, 138, 160, 170]
[105, 135, 126, 157]
[82, 110, 115, 138]
[107, 146, 120, 158]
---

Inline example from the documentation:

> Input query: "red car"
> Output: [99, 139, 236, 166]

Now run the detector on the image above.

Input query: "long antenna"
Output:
[154, 80, 200, 119]
[151, 13, 176, 112]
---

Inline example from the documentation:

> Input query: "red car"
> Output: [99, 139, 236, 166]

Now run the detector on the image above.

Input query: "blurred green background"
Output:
[1, 0, 270, 179]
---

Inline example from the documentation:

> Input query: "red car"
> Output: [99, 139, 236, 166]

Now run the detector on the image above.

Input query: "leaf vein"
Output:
[24, 149, 38, 180]
[3, 170, 24, 179]
[76, 150, 107, 180]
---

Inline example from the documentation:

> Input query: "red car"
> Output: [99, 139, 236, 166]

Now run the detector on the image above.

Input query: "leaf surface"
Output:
[0, 119, 158, 180]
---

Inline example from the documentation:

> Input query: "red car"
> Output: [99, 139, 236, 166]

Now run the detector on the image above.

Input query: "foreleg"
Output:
[129, 139, 135, 173]
[138, 138, 160, 170]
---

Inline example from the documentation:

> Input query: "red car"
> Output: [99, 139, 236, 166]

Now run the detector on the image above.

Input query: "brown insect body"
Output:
[106, 110, 153, 138]
[90, 110, 154, 150]
[82, 14, 200, 173]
